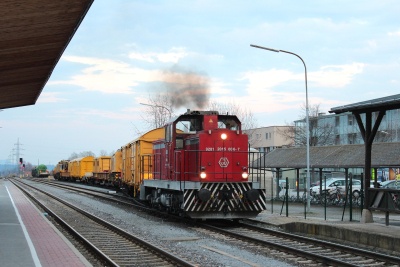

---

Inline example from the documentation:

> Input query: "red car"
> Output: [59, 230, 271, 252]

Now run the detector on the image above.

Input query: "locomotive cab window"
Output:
[176, 118, 202, 133]
[218, 118, 239, 130]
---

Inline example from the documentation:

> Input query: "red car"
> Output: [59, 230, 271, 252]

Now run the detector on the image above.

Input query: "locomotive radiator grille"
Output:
[184, 182, 266, 213]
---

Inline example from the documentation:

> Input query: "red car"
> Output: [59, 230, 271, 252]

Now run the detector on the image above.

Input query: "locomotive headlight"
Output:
[221, 133, 227, 140]
[242, 172, 248, 179]
[200, 172, 207, 179]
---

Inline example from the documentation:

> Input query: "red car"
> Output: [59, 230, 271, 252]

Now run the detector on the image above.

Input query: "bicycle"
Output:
[328, 186, 346, 206]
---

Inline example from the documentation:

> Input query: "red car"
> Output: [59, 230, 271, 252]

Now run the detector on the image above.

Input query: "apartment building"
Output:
[244, 126, 294, 153]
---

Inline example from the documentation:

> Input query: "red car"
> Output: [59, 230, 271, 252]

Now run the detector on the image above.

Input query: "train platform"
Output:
[0, 179, 91, 267]
[256, 210, 400, 254]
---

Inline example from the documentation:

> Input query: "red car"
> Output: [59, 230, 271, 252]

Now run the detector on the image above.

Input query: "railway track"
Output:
[28, 178, 147, 208]
[196, 221, 400, 267]
[10, 179, 196, 267]
[20, 178, 400, 266]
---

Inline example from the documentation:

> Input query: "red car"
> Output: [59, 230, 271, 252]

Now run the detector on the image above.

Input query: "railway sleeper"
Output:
[116, 256, 163, 261]
[318, 251, 343, 256]
[117, 259, 165, 264]
[351, 259, 377, 264]
[345, 256, 366, 261]
[303, 247, 324, 251]
[361, 263, 387, 267]
[296, 260, 315, 264]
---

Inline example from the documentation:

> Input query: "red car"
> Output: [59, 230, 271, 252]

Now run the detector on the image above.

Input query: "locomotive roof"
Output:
[166, 112, 241, 125]
[122, 128, 164, 147]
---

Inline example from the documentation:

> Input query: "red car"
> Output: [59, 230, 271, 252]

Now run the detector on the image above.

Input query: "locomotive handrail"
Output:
[140, 149, 265, 186]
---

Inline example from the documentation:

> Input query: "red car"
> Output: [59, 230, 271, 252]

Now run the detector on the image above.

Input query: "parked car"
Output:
[311, 181, 321, 187]
[311, 178, 361, 196]
[380, 180, 400, 189]
[369, 181, 382, 188]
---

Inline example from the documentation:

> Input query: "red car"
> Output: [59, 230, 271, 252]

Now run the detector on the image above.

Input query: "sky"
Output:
[1, 0, 400, 166]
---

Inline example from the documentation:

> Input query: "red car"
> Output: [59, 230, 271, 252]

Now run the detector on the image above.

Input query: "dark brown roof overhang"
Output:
[0, 0, 94, 110]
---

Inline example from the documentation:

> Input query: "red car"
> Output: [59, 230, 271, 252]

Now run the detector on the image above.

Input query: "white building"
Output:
[244, 126, 294, 153]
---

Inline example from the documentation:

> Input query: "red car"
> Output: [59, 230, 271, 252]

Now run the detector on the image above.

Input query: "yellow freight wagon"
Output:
[54, 160, 69, 180]
[70, 157, 94, 181]
[110, 150, 123, 184]
[68, 161, 74, 180]
[93, 156, 111, 183]
[121, 128, 164, 196]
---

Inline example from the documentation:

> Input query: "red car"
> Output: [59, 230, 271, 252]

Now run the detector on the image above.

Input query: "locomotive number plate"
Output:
[206, 147, 241, 151]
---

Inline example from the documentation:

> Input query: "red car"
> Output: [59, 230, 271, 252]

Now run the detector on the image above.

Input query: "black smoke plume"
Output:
[159, 66, 211, 109]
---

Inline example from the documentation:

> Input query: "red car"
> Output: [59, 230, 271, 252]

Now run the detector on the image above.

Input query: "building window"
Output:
[269, 132, 272, 139]
[348, 114, 354, 126]
[266, 133, 268, 139]
[348, 133, 356, 144]
[335, 116, 340, 127]
[256, 134, 261, 140]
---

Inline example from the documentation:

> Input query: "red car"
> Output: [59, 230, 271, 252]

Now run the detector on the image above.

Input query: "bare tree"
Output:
[21, 162, 33, 172]
[277, 103, 335, 147]
[207, 100, 259, 147]
[99, 150, 108, 156]
[109, 150, 116, 156]
[78, 151, 96, 157]
[141, 92, 175, 130]
[68, 152, 79, 160]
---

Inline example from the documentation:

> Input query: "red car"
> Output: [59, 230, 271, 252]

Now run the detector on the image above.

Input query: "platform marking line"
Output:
[199, 245, 262, 267]
[6, 185, 42, 267]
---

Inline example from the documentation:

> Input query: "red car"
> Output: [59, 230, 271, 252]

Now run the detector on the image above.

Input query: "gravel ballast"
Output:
[21, 179, 295, 267]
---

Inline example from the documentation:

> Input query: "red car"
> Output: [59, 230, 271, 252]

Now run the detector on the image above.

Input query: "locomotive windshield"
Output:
[176, 118, 202, 133]
[218, 118, 239, 130]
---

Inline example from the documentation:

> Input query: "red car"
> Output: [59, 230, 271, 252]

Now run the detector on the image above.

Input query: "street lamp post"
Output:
[250, 44, 311, 211]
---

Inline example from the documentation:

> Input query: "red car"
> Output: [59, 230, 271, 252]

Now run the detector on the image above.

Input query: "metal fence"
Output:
[265, 176, 364, 222]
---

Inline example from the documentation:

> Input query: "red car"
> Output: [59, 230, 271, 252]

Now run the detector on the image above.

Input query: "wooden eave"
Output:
[0, 0, 94, 109]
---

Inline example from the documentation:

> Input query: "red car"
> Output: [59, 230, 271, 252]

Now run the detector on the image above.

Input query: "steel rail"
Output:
[29, 178, 147, 208]
[24, 178, 400, 266]
[10, 179, 119, 267]
[240, 221, 400, 266]
[33, 178, 147, 207]
[11, 179, 197, 267]
[196, 222, 359, 267]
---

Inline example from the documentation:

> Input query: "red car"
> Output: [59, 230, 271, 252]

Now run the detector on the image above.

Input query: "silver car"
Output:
[311, 178, 361, 196]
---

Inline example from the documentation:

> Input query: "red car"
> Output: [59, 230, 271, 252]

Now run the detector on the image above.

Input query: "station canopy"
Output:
[250, 142, 400, 169]
[329, 94, 400, 114]
[0, 0, 94, 110]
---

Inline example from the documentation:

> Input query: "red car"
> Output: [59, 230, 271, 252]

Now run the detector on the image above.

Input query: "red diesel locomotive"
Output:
[140, 110, 266, 219]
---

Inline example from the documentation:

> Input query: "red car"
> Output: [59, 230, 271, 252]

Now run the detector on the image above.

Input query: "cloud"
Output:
[210, 80, 232, 95]
[232, 63, 364, 113]
[309, 63, 364, 87]
[37, 92, 67, 103]
[60, 108, 140, 120]
[129, 47, 188, 63]
[48, 56, 209, 95]
[241, 62, 364, 93]
[388, 30, 400, 36]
